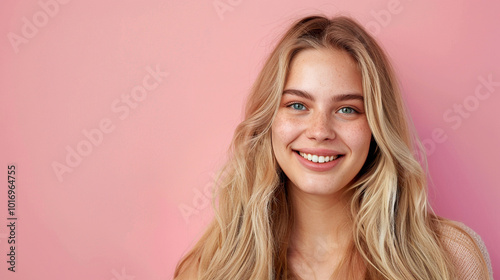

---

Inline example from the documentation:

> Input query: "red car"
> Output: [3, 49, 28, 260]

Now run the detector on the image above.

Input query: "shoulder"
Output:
[436, 220, 493, 280]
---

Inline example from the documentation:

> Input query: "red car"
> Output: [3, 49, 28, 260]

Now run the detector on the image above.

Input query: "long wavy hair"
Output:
[174, 15, 484, 279]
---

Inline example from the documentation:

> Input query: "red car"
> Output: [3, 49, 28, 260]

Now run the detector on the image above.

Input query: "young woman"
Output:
[174, 15, 492, 279]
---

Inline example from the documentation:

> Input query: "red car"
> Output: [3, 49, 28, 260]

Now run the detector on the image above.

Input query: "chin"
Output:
[287, 178, 348, 196]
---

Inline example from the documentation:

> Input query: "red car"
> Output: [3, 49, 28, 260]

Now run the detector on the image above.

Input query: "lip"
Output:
[293, 149, 343, 172]
[295, 148, 342, 157]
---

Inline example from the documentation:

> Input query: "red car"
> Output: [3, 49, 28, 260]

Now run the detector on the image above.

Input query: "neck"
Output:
[287, 182, 353, 257]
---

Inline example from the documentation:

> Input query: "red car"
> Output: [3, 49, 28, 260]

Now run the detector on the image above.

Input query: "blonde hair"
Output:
[174, 15, 488, 279]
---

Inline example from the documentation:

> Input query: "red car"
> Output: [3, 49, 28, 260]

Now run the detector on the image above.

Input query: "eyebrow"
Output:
[282, 89, 364, 102]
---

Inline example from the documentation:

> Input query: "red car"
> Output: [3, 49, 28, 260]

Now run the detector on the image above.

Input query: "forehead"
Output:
[285, 48, 363, 97]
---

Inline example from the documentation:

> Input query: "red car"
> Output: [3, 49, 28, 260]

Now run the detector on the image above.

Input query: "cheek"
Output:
[271, 113, 302, 148]
[343, 121, 372, 155]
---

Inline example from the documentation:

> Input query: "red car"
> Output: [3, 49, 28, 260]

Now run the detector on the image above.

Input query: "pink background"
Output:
[1, 0, 498, 279]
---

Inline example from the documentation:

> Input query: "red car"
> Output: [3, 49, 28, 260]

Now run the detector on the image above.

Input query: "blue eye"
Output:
[338, 107, 356, 114]
[290, 103, 306, 110]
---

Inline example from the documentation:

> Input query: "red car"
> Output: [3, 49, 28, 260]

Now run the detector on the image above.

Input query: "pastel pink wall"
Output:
[0, 0, 498, 279]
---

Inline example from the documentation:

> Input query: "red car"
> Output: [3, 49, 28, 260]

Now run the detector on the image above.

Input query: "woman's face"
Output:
[271, 47, 372, 196]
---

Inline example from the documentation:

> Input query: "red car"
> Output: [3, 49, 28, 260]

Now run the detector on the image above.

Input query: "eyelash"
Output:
[286, 102, 359, 114]
[338, 107, 357, 114]
[288, 102, 306, 110]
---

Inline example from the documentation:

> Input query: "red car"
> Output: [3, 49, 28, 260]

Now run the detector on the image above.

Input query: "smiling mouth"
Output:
[296, 151, 343, 163]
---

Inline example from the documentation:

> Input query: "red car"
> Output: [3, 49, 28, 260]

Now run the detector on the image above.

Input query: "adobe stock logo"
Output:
[111, 267, 135, 280]
[51, 65, 169, 182]
[7, 0, 71, 54]
[178, 172, 216, 224]
[364, 0, 411, 36]
[213, 0, 242, 21]
[415, 74, 499, 158]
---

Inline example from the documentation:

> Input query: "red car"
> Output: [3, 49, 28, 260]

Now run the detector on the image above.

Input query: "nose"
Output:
[305, 110, 336, 141]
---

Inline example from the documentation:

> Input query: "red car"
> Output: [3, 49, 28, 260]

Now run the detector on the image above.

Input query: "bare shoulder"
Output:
[436, 220, 493, 279]
[173, 257, 200, 280]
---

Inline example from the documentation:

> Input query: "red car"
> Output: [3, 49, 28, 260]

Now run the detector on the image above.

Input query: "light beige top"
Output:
[439, 222, 493, 280]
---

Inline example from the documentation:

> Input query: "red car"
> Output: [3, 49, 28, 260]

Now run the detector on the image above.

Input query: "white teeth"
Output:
[299, 152, 339, 163]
